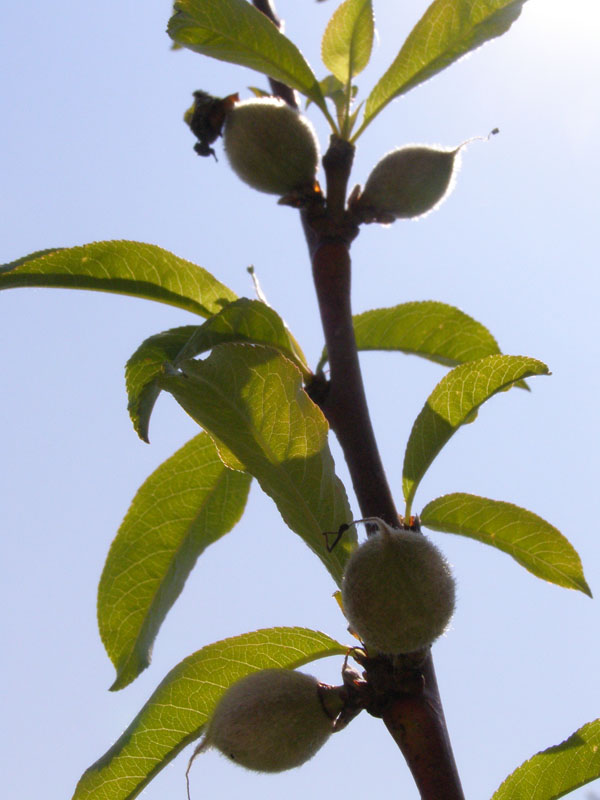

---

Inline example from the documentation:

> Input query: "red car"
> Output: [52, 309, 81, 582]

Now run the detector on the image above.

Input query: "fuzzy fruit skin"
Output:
[356, 145, 460, 221]
[223, 98, 320, 195]
[204, 669, 333, 772]
[341, 527, 455, 654]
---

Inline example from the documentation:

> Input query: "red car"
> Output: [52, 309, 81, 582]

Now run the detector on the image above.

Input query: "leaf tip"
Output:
[108, 675, 126, 692]
[128, 409, 150, 443]
[109, 657, 150, 692]
[109, 670, 131, 692]
[138, 426, 151, 445]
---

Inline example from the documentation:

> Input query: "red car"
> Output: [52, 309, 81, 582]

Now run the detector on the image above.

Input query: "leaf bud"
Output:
[223, 97, 320, 195]
[341, 519, 455, 654]
[195, 668, 334, 773]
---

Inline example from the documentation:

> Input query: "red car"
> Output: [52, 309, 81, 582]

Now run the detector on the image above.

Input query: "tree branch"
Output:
[252, 0, 298, 108]
[303, 135, 465, 800]
[382, 659, 464, 800]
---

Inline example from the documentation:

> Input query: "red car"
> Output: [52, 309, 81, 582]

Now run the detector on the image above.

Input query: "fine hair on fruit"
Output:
[341, 518, 456, 654]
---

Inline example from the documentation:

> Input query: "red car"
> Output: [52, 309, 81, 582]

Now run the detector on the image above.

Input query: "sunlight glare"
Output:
[525, 0, 600, 43]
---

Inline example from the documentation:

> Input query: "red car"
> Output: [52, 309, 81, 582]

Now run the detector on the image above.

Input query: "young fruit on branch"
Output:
[190, 669, 335, 775]
[223, 97, 320, 195]
[341, 519, 455, 654]
[353, 132, 497, 223]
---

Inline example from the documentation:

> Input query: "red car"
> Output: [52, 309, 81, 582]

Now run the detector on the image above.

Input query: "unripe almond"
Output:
[201, 669, 333, 772]
[355, 144, 461, 222]
[341, 520, 455, 654]
[223, 97, 320, 195]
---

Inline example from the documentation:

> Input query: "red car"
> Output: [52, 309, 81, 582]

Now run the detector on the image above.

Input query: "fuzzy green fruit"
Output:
[355, 144, 461, 222]
[201, 669, 333, 772]
[223, 98, 320, 195]
[341, 520, 455, 654]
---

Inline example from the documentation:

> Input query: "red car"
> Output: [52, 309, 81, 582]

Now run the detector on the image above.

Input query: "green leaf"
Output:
[0, 241, 237, 317]
[126, 326, 198, 443]
[353, 301, 501, 365]
[168, 0, 329, 116]
[322, 0, 374, 82]
[421, 493, 591, 596]
[359, 0, 527, 135]
[4, 247, 65, 265]
[126, 299, 310, 442]
[316, 74, 347, 100]
[73, 627, 346, 800]
[491, 718, 600, 800]
[176, 298, 310, 376]
[307, 75, 360, 132]
[403, 355, 549, 512]
[98, 434, 252, 691]
[312, 74, 351, 108]
[160, 343, 356, 584]
[317, 301, 505, 373]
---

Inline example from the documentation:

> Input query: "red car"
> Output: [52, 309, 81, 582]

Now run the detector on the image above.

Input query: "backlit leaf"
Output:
[126, 326, 198, 443]
[491, 718, 600, 799]
[98, 434, 252, 691]
[175, 298, 310, 376]
[317, 301, 505, 373]
[421, 493, 591, 595]
[322, 0, 374, 82]
[126, 299, 310, 442]
[403, 355, 549, 511]
[359, 0, 527, 134]
[0, 241, 236, 317]
[168, 0, 328, 114]
[160, 344, 356, 583]
[73, 628, 346, 800]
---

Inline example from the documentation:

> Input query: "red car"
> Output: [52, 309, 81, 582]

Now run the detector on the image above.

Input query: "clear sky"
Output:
[1, 1, 599, 799]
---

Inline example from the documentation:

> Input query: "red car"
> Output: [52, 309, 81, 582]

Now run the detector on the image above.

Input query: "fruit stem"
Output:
[302, 135, 465, 800]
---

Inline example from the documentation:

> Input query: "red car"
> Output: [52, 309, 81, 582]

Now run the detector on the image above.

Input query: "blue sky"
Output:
[2, 1, 599, 799]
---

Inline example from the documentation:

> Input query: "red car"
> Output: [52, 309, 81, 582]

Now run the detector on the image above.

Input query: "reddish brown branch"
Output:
[382, 676, 464, 799]
[361, 654, 464, 799]
[252, 0, 298, 108]
[303, 135, 465, 800]
[310, 240, 398, 527]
